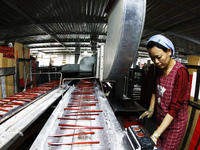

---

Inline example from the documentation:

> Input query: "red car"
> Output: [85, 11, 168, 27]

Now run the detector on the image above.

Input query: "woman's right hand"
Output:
[139, 107, 154, 119]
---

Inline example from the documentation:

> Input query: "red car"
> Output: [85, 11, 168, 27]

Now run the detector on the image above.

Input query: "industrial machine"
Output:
[0, 0, 161, 149]
[30, 79, 129, 150]
[0, 78, 66, 149]
[30, 79, 160, 150]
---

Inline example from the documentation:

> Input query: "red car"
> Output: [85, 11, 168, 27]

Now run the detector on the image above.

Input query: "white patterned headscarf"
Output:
[147, 34, 175, 56]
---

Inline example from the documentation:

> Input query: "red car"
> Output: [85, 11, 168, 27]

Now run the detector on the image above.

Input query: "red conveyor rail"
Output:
[0, 80, 60, 121]
[47, 79, 103, 147]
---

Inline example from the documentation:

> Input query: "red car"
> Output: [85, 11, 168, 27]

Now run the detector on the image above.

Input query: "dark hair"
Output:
[146, 41, 168, 52]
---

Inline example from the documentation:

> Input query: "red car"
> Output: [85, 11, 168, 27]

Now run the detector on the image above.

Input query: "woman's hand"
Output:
[139, 107, 154, 119]
[150, 131, 160, 145]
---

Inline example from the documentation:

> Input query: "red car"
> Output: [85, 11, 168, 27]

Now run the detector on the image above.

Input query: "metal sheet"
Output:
[0, 88, 64, 150]
[30, 86, 75, 150]
[80, 56, 95, 72]
[61, 64, 80, 72]
[103, 0, 146, 80]
[0, 67, 15, 77]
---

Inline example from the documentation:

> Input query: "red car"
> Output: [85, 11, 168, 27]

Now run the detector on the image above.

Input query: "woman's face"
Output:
[148, 46, 172, 69]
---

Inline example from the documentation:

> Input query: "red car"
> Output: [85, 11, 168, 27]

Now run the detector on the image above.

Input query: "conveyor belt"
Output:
[31, 79, 129, 150]
[0, 80, 61, 123]
[0, 80, 70, 150]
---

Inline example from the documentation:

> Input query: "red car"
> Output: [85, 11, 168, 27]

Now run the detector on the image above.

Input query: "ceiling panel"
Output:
[0, 0, 200, 58]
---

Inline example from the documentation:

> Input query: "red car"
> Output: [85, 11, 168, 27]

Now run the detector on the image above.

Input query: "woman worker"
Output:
[139, 34, 189, 150]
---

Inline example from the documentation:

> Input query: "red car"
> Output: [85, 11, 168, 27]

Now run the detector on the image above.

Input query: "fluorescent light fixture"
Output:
[30, 47, 75, 51]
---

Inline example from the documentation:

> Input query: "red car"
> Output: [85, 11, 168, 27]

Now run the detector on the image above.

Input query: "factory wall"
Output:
[36, 54, 74, 67]
[36, 52, 93, 67]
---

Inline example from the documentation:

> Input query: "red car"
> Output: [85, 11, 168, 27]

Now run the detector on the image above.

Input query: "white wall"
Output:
[36, 53, 93, 67]
[54, 55, 75, 66]
[37, 54, 75, 67]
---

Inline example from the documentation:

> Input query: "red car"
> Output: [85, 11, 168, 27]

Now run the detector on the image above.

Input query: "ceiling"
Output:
[0, 0, 200, 59]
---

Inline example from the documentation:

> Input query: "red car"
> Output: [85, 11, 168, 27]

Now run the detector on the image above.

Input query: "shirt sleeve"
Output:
[168, 67, 189, 117]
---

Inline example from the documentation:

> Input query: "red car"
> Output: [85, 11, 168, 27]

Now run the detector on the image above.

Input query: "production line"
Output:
[0, 0, 162, 149]
[0, 77, 162, 150]
[31, 79, 128, 150]
[14, 0, 155, 148]
[0, 80, 61, 123]
[0, 79, 70, 150]
[30, 79, 160, 150]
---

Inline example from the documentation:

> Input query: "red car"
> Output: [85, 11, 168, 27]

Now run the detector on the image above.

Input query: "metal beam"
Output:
[29, 45, 101, 50]
[0, 32, 107, 42]
[143, 26, 200, 45]
[23, 39, 106, 45]
[0, 18, 107, 31]
[1, 0, 65, 49]
[161, 18, 200, 33]
[167, 31, 200, 45]
[162, 0, 200, 18]
[157, 0, 200, 32]
[29, 44, 92, 48]
[0, 67, 15, 77]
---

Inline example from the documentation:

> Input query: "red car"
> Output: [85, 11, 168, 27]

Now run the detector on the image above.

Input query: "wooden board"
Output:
[14, 43, 24, 84]
[188, 56, 200, 66]
[0, 53, 3, 99]
[6, 58, 14, 97]
[24, 47, 30, 59]
[178, 107, 200, 150]
[3, 58, 14, 97]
